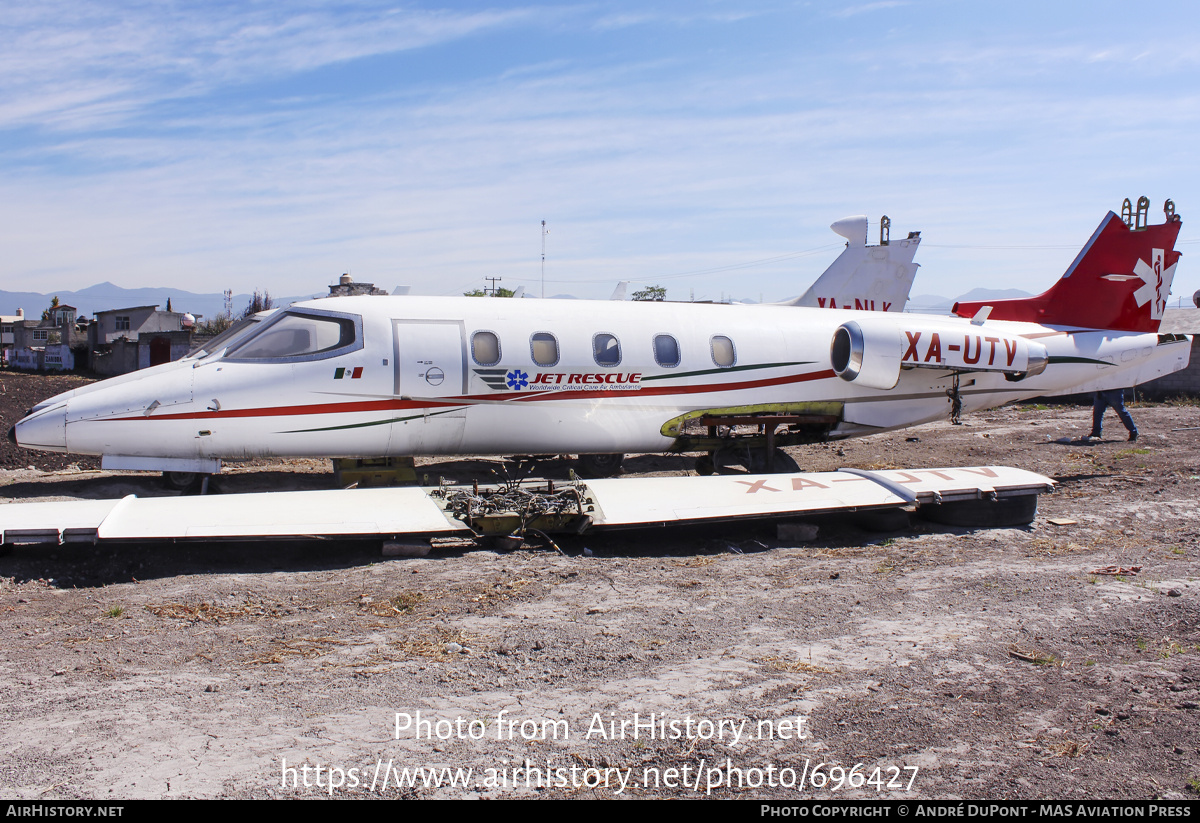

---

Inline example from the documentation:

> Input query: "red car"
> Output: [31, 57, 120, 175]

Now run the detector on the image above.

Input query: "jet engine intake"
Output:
[830, 321, 902, 390]
[831, 319, 1050, 389]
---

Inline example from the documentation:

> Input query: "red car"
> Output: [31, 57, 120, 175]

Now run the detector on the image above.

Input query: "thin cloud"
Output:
[829, 1, 909, 19]
[0, 2, 536, 131]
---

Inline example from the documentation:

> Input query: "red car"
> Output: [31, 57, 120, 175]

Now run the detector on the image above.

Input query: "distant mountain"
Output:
[907, 288, 1033, 315]
[0, 283, 320, 322]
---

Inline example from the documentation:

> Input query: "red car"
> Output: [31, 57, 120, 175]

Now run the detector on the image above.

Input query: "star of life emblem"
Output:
[506, 369, 529, 391]
[1132, 248, 1174, 320]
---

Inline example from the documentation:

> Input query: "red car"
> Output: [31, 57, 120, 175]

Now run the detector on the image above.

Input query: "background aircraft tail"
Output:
[787, 215, 921, 312]
[952, 201, 1183, 333]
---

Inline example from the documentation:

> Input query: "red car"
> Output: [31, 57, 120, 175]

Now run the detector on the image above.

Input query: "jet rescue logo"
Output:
[474, 368, 643, 392]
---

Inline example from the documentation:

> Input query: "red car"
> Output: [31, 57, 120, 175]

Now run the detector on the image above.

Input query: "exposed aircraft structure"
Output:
[0, 465, 1054, 547]
[7, 201, 1188, 483]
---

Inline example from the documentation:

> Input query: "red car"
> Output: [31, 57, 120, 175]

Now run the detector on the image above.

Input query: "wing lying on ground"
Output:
[0, 465, 1054, 546]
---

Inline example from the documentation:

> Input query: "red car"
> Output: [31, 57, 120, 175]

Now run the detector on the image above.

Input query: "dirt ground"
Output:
[1, 370, 1199, 800]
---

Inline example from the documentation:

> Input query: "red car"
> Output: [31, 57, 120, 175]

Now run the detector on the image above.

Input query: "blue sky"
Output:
[3, 0, 1198, 305]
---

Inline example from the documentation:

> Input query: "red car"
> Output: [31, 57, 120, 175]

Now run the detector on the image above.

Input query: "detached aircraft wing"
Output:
[0, 466, 1053, 546]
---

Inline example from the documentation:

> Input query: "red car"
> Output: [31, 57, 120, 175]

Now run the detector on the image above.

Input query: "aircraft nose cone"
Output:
[7, 424, 16, 445]
[11, 403, 69, 453]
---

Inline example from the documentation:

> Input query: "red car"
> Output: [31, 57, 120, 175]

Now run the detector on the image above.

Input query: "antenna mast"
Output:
[541, 220, 547, 298]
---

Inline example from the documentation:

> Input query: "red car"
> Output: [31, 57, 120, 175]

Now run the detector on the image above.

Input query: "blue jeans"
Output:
[1092, 390, 1137, 437]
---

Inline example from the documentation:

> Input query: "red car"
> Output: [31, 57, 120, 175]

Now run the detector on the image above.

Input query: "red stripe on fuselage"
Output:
[508, 368, 836, 401]
[102, 369, 835, 422]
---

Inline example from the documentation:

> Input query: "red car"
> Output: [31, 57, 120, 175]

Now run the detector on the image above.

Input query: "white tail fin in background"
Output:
[787, 215, 921, 312]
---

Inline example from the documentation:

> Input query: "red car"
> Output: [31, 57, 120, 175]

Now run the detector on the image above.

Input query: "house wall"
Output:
[90, 339, 139, 377]
[93, 308, 184, 344]
[135, 332, 193, 370]
[12, 344, 73, 371]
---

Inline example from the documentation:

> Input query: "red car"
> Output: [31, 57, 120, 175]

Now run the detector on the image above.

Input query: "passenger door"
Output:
[390, 319, 468, 452]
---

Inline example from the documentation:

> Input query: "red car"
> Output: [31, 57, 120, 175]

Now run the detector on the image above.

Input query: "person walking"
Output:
[1089, 389, 1138, 442]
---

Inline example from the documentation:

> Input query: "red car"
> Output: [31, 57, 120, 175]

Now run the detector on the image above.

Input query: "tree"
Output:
[632, 285, 667, 301]
[197, 314, 233, 336]
[463, 287, 515, 298]
[242, 290, 274, 317]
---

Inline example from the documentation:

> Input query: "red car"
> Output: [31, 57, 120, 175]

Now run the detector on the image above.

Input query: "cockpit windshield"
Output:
[184, 314, 267, 360]
[222, 309, 361, 362]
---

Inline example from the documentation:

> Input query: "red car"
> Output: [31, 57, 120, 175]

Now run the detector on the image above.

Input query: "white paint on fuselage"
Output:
[14, 295, 1191, 464]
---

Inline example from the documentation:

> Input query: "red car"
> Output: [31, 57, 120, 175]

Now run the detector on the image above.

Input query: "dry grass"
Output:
[675, 556, 721, 567]
[396, 628, 479, 661]
[146, 601, 282, 624]
[762, 656, 835, 674]
[360, 591, 425, 616]
[1026, 538, 1091, 557]
[247, 636, 345, 665]
[1046, 739, 1087, 758]
[1007, 643, 1062, 667]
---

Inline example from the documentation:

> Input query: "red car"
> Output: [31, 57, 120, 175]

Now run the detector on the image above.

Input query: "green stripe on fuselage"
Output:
[640, 361, 811, 382]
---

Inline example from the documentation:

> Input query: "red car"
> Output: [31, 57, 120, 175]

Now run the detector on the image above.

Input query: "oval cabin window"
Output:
[530, 332, 559, 367]
[593, 333, 621, 367]
[654, 334, 680, 368]
[472, 331, 501, 366]
[710, 335, 735, 368]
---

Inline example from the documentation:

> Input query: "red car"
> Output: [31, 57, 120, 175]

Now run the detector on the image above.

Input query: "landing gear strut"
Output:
[697, 446, 800, 475]
[161, 472, 215, 494]
[575, 453, 625, 478]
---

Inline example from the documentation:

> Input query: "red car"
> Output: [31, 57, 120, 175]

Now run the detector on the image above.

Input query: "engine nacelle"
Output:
[830, 319, 1049, 390]
[830, 320, 903, 389]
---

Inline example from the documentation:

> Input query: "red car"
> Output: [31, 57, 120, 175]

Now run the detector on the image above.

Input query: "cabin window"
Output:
[653, 334, 680, 368]
[472, 331, 501, 366]
[226, 310, 359, 361]
[530, 332, 558, 367]
[593, 333, 621, 367]
[710, 335, 735, 368]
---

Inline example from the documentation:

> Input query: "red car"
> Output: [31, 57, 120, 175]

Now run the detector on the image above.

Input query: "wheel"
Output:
[162, 471, 200, 490]
[694, 454, 716, 475]
[714, 446, 800, 474]
[576, 453, 624, 478]
[919, 495, 1039, 528]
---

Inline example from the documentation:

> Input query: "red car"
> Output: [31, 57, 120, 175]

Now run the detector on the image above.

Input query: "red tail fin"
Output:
[952, 210, 1182, 332]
